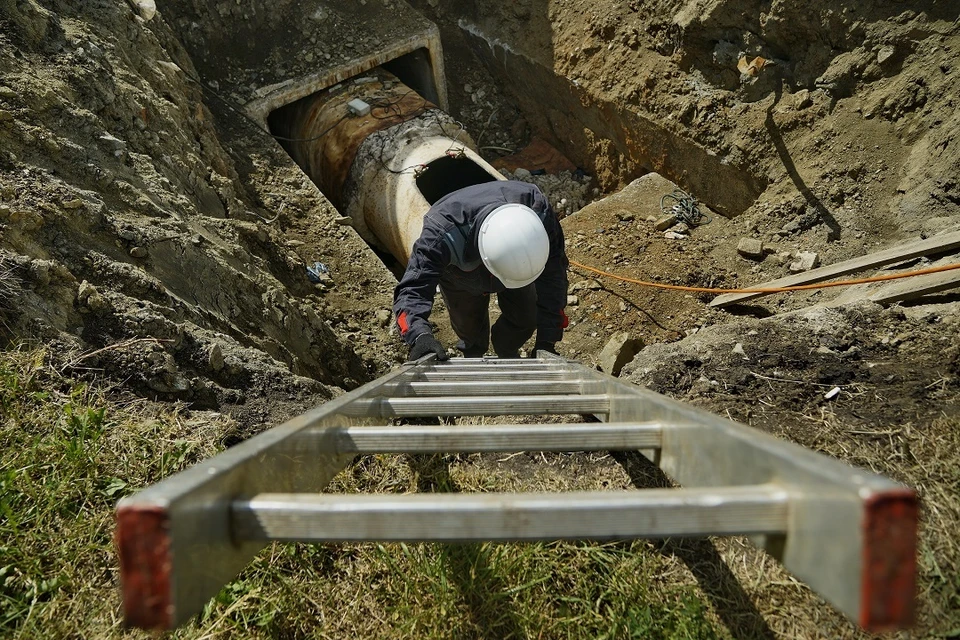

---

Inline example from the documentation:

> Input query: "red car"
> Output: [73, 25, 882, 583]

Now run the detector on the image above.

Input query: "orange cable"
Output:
[567, 259, 960, 295]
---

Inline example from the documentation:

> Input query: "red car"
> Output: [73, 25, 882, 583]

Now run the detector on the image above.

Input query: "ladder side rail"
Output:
[572, 364, 916, 632]
[116, 361, 421, 630]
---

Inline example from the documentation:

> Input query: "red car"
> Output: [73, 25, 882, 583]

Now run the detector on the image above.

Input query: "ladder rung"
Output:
[343, 394, 610, 417]
[409, 370, 577, 382]
[423, 360, 573, 371]
[231, 485, 790, 542]
[385, 380, 583, 397]
[310, 422, 663, 453]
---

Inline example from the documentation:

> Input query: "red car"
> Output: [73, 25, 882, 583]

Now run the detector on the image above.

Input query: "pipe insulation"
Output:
[271, 68, 504, 263]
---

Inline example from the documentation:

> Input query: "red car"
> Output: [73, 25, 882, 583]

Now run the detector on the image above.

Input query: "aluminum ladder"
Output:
[116, 354, 917, 631]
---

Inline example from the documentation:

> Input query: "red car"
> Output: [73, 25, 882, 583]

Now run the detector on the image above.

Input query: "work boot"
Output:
[456, 338, 486, 358]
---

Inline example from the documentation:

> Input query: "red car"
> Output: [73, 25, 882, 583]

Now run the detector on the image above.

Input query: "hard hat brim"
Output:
[497, 271, 542, 289]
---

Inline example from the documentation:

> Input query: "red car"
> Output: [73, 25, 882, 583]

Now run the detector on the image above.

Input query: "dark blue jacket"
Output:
[394, 181, 568, 346]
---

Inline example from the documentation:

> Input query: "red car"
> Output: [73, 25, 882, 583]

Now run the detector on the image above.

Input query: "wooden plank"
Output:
[710, 230, 960, 307]
[869, 263, 960, 304]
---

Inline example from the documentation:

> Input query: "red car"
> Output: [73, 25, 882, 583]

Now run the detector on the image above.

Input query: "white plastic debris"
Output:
[824, 386, 841, 400]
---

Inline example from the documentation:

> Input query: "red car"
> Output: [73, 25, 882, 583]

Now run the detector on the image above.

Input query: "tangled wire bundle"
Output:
[660, 189, 711, 227]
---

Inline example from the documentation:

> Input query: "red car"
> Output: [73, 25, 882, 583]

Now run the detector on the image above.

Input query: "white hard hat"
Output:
[478, 203, 550, 288]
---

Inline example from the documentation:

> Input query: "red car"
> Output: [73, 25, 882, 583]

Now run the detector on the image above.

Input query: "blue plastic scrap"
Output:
[306, 262, 330, 283]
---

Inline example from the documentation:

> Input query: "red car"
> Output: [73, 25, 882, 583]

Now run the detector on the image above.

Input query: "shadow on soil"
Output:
[412, 454, 528, 639]
[614, 451, 779, 640]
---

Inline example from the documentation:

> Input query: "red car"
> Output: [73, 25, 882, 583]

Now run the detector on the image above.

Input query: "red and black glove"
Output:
[408, 334, 448, 362]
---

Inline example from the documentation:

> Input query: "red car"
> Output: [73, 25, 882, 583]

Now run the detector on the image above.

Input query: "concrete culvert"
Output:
[270, 68, 503, 265]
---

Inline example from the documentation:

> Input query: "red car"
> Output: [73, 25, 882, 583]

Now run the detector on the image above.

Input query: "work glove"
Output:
[408, 333, 449, 362]
[530, 341, 558, 358]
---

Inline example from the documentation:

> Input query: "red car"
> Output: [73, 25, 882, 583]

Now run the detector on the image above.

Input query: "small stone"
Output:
[129, 0, 157, 21]
[11, 209, 43, 231]
[732, 342, 747, 358]
[789, 251, 820, 273]
[29, 260, 52, 287]
[77, 280, 97, 304]
[570, 279, 602, 292]
[99, 133, 126, 152]
[794, 89, 812, 110]
[118, 228, 137, 241]
[375, 309, 391, 327]
[42, 137, 60, 154]
[598, 332, 644, 377]
[61, 198, 85, 210]
[129, 246, 148, 258]
[513, 167, 532, 180]
[567, 295, 580, 306]
[877, 45, 895, 65]
[780, 220, 802, 234]
[208, 344, 224, 372]
[737, 237, 765, 259]
[654, 213, 677, 231]
[86, 292, 109, 313]
[0, 86, 16, 100]
[334, 216, 353, 226]
[664, 231, 686, 240]
[0, 110, 13, 122]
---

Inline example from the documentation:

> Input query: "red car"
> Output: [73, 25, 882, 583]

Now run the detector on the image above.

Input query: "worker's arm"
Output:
[393, 232, 449, 347]
[534, 202, 569, 348]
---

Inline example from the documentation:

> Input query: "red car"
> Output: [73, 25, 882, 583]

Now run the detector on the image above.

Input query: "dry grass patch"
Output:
[10, 351, 946, 639]
[0, 353, 723, 639]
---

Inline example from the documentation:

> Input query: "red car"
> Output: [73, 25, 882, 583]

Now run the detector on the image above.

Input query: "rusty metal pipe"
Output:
[272, 69, 504, 263]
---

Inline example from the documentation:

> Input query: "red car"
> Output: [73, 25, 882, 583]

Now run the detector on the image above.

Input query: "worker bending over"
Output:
[394, 180, 569, 361]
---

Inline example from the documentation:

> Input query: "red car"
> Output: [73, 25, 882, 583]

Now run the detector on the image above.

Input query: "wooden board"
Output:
[710, 230, 960, 307]
[869, 262, 960, 304]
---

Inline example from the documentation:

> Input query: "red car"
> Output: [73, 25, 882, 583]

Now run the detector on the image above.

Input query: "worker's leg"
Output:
[439, 286, 490, 357]
[491, 284, 537, 358]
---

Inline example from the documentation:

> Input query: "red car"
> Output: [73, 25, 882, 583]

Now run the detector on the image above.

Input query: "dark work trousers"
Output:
[439, 282, 538, 358]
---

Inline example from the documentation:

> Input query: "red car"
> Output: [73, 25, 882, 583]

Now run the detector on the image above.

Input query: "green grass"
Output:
[0, 345, 727, 639]
[6, 342, 958, 638]
[0, 346, 221, 638]
[188, 539, 721, 639]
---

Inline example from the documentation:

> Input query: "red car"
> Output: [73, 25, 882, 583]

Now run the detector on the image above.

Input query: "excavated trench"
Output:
[261, 16, 764, 269]
[461, 28, 770, 217]
[4, 1, 958, 636]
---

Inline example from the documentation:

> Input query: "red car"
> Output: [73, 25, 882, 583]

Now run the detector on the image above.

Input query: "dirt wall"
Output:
[414, 0, 960, 233]
[0, 1, 404, 429]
